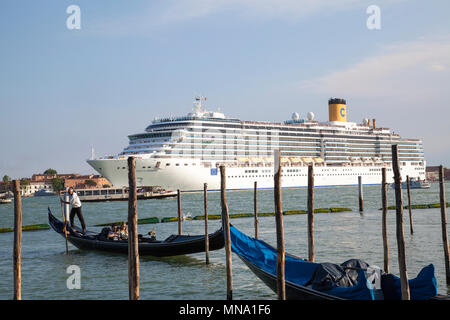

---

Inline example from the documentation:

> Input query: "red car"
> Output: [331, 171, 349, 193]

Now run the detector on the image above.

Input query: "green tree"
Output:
[1, 175, 10, 192]
[85, 179, 97, 187]
[51, 178, 65, 193]
[44, 168, 57, 175]
[20, 179, 30, 186]
[102, 184, 111, 188]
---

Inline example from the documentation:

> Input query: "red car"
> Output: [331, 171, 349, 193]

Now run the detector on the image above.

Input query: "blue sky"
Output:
[1, 0, 450, 178]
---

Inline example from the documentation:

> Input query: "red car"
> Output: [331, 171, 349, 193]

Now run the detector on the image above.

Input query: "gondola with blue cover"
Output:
[230, 225, 438, 300]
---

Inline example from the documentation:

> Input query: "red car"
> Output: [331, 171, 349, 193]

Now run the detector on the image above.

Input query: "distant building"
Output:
[20, 181, 54, 196]
[25, 173, 79, 196]
[64, 175, 111, 189]
[0, 173, 111, 196]
[426, 166, 450, 181]
[31, 173, 80, 183]
[0, 181, 10, 193]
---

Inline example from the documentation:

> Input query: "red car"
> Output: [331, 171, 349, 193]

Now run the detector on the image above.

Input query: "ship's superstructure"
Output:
[87, 97, 425, 191]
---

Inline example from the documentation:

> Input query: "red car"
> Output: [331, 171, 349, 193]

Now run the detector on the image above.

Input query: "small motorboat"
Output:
[230, 225, 438, 300]
[0, 198, 12, 204]
[391, 178, 430, 189]
[34, 189, 56, 196]
[48, 208, 224, 257]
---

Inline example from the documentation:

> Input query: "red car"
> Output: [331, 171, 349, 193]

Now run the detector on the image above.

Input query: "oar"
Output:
[59, 193, 69, 254]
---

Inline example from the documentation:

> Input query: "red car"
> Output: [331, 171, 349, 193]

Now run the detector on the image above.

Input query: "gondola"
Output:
[230, 225, 439, 300]
[48, 208, 224, 257]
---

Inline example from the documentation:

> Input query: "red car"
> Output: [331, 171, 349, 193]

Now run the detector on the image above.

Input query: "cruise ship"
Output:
[87, 97, 426, 191]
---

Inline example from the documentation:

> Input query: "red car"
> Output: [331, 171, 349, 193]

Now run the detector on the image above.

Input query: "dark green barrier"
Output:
[95, 217, 160, 226]
[0, 224, 50, 233]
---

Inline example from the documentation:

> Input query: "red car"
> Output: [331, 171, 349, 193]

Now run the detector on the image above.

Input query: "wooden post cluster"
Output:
[127, 157, 140, 300]
[439, 165, 450, 285]
[381, 168, 389, 273]
[177, 189, 182, 235]
[406, 176, 414, 235]
[204, 183, 210, 265]
[391, 145, 410, 300]
[13, 180, 22, 300]
[254, 181, 258, 239]
[307, 165, 315, 262]
[220, 165, 233, 300]
[273, 150, 286, 300]
[358, 176, 364, 212]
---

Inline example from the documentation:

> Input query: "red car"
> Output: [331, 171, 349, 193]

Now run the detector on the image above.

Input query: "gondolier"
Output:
[61, 187, 86, 234]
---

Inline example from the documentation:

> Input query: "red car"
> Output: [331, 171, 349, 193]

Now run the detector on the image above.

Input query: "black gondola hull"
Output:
[238, 255, 340, 300]
[48, 209, 224, 257]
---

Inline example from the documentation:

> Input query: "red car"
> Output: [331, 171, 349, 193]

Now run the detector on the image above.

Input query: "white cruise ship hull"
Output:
[88, 158, 426, 192]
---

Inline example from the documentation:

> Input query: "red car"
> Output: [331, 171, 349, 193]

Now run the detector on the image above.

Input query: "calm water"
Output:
[1, 182, 449, 300]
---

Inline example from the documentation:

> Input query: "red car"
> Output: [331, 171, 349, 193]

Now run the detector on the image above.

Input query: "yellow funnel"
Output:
[328, 98, 347, 122]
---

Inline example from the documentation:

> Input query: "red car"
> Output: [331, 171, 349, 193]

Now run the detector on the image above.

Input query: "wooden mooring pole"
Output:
[439, 165, 450, 285]
[274, 150, 286, 300]
[64, 192, 70, 224]
[254, 181, 258, 239]
[58, 193, 69, 255]
[13, 180, 22, 300]
[177, 189, 182, 235]
[381, 168, 389, 273]
[127, 157, 140, 300]
[391, 144, 410, 300]
[358, 176, 364, 212]
[220, 165, 233, 300]
[406, 176, 414, 235]
[307, 165, 315, 262]
[204, 183, 210, 265]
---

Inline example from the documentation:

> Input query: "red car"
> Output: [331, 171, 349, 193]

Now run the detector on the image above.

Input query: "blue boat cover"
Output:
[230, 225, 374, 300]
[381, 264, 437, 300]
[229, 225, 437, 300]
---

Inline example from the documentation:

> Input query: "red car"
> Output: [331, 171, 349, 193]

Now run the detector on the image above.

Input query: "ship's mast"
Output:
[90, 146, 95, 160]
[194, 95, 207, 114]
